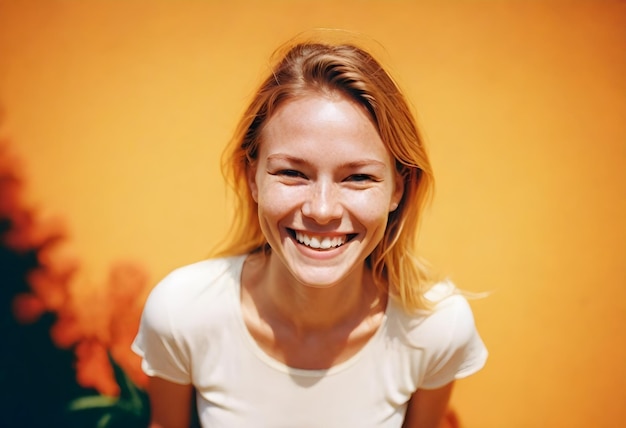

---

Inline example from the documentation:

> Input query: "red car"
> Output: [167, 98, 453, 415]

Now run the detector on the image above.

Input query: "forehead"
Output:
[258, 93, 392, 164]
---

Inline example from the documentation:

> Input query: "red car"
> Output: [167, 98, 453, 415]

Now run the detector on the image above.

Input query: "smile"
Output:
[292, 230, 355, 250]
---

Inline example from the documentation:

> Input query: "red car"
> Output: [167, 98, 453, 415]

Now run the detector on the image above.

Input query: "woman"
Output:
[133, 37, 487, 428]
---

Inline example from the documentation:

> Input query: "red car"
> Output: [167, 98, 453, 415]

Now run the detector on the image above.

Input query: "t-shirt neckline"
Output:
[229, 253, 390, 378]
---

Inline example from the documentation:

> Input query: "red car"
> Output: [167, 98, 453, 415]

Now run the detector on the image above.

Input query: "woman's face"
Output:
[248, 93, 403, 289]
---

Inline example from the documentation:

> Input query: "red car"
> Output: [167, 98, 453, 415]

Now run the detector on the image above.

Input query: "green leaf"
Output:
[96, 412, 113, 428]
[66, 352, 150, 427]
[107, 352, 147, 414]
[68, 395, 118, 411]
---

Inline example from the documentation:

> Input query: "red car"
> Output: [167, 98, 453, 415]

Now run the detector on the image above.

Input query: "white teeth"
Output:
[295, 231, 346, 250]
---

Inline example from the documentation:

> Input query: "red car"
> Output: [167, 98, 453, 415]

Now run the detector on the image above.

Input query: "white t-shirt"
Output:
[132, 255, 487, 427]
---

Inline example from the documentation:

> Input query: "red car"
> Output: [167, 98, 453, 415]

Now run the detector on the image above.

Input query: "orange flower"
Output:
[12, 293, 46, 324]
[74, 339, 119, 396]
[27, 268, 71, 313]
[3, 142, 152, 395]
[107, 262, 151, 389]
[50, 312, 83, 349]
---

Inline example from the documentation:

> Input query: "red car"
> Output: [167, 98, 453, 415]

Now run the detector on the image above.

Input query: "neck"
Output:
[245, 253, 384, 334]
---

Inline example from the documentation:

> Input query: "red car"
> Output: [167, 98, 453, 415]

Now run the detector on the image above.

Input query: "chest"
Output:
[189, 316, 424, 428]
[243, 311, 385, 370]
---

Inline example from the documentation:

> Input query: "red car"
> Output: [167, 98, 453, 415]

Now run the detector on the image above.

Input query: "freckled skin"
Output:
[247, 93, 404, 290]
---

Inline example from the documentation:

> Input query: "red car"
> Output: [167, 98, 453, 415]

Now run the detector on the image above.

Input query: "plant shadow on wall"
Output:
[0, 140, 153, 427]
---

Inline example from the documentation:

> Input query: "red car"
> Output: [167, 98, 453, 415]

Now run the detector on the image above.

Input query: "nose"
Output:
[301, 180, 343, 224]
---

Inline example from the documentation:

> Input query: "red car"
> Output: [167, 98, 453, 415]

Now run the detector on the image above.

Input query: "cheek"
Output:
[343, 191, 396, 223]
[256, 185, 299, 217]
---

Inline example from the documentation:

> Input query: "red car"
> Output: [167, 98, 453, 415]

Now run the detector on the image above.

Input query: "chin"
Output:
[287, 263, 359, 290]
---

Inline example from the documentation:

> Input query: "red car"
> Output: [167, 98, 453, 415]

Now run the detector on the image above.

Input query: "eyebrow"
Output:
[266, 154, 387, 169]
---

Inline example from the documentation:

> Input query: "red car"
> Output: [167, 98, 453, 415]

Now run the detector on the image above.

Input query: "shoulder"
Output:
[422, 281, 480, 344]
[162, 255, 246, 287]
[387, 280, 487, 377]
[388, 281, 474, 338]
[133, 256, 247, 383]
[148, 255, 245, 303]
[141, 255, 246, 332]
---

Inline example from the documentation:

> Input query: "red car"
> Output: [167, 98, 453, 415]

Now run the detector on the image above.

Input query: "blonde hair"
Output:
[215, 39, 436, 311]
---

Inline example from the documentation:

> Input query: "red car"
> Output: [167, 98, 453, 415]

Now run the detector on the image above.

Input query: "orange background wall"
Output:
[1, 1, 624, 427]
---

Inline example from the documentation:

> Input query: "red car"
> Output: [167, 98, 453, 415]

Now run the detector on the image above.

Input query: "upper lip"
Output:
[288, 228, 354, 238]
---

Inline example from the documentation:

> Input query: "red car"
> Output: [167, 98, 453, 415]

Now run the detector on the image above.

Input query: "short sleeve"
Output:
[419, 294, 488, 390]
[131, 272, 192, 385]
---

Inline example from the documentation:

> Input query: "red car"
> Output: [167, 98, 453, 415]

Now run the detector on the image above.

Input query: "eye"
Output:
[346, 174, 376, 182]
[269, 169, 308, 182]
[277, 169, 307, 178]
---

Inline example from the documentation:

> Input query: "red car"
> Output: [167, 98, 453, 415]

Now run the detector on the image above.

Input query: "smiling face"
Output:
[247, 93, 404, 289]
